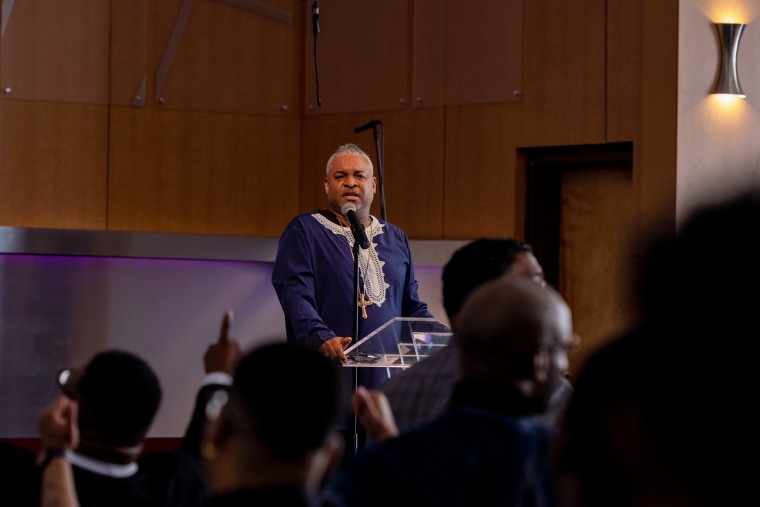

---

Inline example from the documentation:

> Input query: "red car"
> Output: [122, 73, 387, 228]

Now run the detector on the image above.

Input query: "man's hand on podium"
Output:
[320, 337, 351, 363]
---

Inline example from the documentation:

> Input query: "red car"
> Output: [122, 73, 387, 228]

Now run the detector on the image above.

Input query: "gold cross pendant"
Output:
[358, 293, 373, 319]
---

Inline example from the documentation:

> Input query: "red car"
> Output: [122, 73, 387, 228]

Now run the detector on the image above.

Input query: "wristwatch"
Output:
[37, 447, 66, 469]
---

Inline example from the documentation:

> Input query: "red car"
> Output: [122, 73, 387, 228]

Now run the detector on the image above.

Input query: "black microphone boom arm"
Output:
[354, 120, 382, 134]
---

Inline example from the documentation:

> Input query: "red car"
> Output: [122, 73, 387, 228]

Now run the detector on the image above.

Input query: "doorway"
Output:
[524, 143, 636, 380]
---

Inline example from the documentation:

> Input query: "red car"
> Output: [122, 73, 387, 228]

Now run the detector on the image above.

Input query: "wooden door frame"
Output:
[523, 142, 633, 289]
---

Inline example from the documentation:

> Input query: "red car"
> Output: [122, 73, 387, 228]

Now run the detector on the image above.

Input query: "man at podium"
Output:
[271, 143, 438, 454]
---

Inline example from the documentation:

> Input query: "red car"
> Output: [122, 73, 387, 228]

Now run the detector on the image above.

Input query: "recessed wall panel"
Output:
[155, 0, 293, 114]
[414, 0, 523, 107]
[1, 0, 110, 104]
[303, 0, 408, 114]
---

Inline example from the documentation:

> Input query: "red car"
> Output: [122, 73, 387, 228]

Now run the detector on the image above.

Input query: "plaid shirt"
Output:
[379, 342, 574, 433]
[379, 343, 460, 433]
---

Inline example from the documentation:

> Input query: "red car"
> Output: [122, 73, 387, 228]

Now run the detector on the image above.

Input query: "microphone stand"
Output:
[351, 238, 361, 455]
[350, 121, 383, 452]
[369, 124, 387, 221]
[352, 239, 361, 344]
[354, 120, 386, 221]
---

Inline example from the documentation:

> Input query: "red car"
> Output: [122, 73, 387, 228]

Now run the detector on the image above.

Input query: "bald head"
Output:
[457, 275, 572, 402]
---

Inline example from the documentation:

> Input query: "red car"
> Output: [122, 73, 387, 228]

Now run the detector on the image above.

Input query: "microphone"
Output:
[341, 203, 370, 249]
[354, 119, 382, 134]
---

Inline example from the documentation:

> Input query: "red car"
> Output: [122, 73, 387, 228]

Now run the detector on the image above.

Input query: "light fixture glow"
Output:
[711, 93, 744, 108]
[711, 23, 746, 98]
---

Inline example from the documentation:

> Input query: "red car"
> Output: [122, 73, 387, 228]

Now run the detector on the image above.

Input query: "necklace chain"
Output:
[331, 210, 351, 228]
[330, 210, 374, 318]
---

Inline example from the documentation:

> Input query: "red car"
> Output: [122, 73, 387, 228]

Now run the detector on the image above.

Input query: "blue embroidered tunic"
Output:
[271, 211, 434, 392]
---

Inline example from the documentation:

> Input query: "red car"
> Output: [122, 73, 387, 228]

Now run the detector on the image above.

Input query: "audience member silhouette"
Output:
[379, 238, 573, 434]
[557, 190, 760, 507]
[33, 311, 347, 507]
[22, 349, 208, 507]
[199, 340, 345, 506]
[325, 275, 574, 507]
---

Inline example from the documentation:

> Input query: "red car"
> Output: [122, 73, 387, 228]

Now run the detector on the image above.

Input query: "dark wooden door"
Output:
[526, 143, 636, 379]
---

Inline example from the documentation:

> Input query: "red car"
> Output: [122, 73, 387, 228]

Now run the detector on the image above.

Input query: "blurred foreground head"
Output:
[563, 190, 760, 507]
[639, 190, 760, 333]
[639, 191, 760, 506]
[60, 350, 161, 449]
[229, 342, 342, 460]
[442, 238, 543, 329]
[457, 274, 572, 411]
[203, 341, 344, 493]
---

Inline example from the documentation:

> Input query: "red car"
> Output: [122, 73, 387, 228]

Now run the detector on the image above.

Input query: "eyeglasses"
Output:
[541, 334, 582, 354]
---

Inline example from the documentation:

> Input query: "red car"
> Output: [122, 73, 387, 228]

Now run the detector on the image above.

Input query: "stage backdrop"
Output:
[0, 227, 461, 437]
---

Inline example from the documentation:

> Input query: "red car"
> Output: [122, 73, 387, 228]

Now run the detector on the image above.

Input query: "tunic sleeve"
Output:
[271, 218, 337, 348]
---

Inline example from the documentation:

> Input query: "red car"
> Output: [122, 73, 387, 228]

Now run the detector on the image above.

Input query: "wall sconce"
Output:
[711, 23, 746, 98]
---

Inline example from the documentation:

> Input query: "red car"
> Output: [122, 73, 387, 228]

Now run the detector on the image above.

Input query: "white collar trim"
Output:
[66, 450, 139, 478]
[312, 212, 389, 306]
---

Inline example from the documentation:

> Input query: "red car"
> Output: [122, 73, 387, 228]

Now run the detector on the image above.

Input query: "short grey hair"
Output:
[325, 143, 373, 175]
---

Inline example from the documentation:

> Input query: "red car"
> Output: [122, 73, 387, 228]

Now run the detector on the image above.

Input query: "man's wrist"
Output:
[202, 372, 233, 387]
[37, 447, 67, 469]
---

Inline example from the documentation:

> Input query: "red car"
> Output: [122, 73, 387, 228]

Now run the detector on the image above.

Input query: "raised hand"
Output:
[38, 396, 79, 451]
[204, 310, 243, 374]
[351, 386, 399, 442]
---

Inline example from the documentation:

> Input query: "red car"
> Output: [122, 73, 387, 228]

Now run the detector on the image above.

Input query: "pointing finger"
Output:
[218, 310, 233, 344]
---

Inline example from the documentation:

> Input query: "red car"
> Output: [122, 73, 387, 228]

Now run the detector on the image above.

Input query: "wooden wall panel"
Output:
[155, 0, 293, 114]
[301, 0, 618, 240]
[0, 0, 646, 240]
[515, 0, 607, 147]
[607, 0, 643, 142]
[412, 0, 522, 108]
[0, 101, 108, 229]
[106, 0, 302, 236]
[110, 0, 149, 107]
[0, 0, 110, 104]
[440, 0, 522, 106]
[442, 104, 521, 238]
[638, 0, 678, 239]
[298, 109, 446, 239]
[107, 107, 299, 236]
[373, 109, 445, 238]
[441, 0, 612, 239]
[303, 0, 408, 115]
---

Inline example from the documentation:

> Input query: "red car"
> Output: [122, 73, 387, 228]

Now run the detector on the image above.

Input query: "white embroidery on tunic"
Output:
[313, 213, 390, 307]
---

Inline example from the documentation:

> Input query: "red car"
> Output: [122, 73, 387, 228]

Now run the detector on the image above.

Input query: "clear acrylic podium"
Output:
[343, 317, 453, 379]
